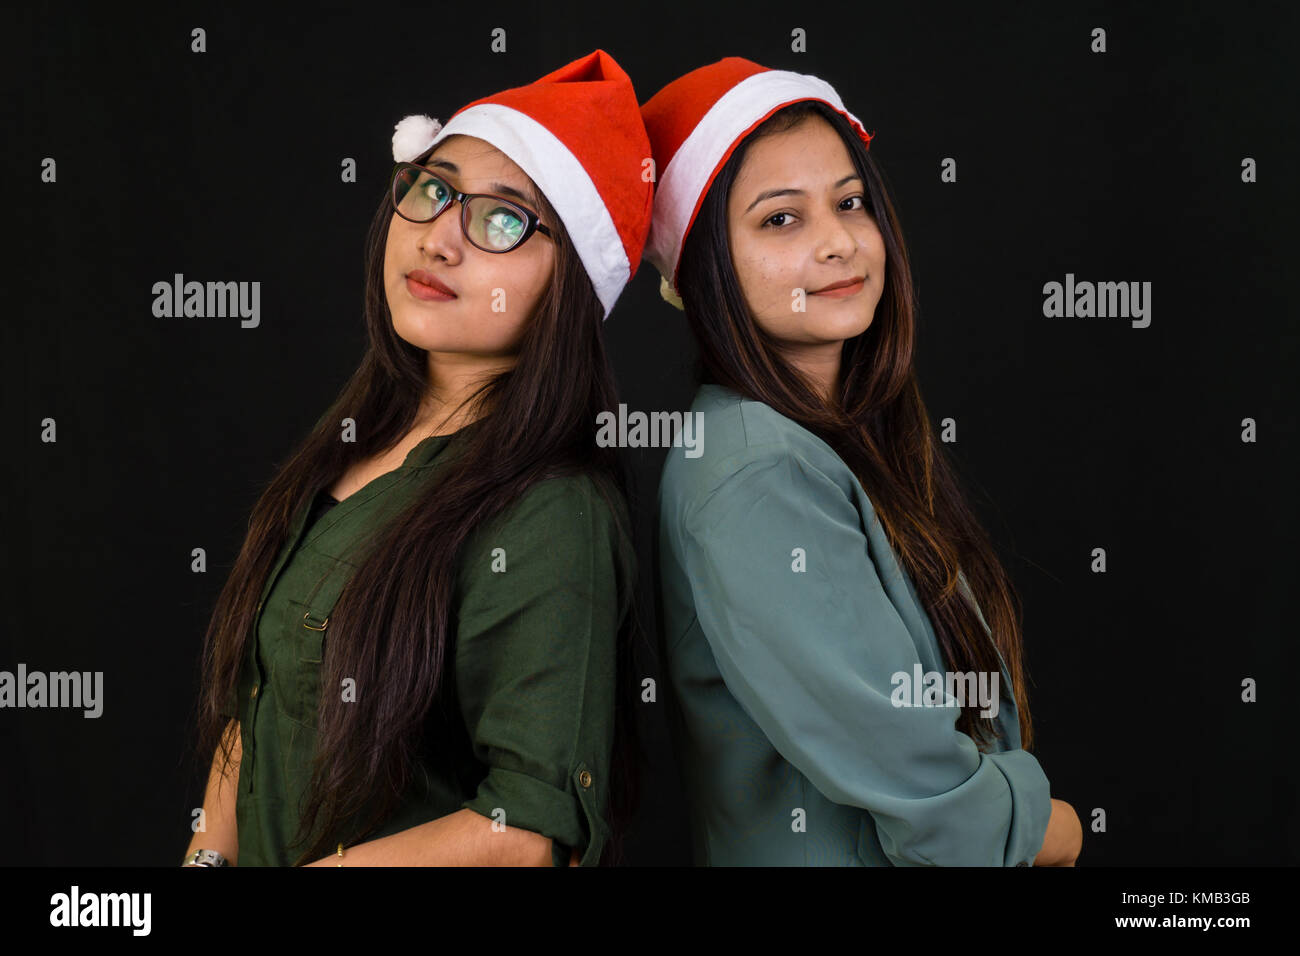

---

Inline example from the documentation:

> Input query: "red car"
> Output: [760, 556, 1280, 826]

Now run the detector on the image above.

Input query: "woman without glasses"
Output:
[644, 57, 1082, 866]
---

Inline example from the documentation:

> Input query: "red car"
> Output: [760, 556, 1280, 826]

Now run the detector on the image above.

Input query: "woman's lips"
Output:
[406, 272, 457, 301]
[810, 277, 865, 298]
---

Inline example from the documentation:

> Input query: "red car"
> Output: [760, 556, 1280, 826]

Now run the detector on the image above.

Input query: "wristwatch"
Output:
[182, 849, 229, 867]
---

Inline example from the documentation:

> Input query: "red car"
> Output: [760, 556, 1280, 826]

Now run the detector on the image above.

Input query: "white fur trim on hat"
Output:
[425, 103, 631, 319]
[392, 114, 443, 163]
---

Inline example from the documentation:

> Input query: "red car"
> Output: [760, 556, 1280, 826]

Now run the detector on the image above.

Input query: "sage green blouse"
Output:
[222, 425, 634, 866]
[657, 384, 1053, 866]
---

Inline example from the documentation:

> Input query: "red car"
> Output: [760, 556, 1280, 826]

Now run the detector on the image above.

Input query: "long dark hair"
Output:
[676, 100, 1035, 752]
[193, 144, 645, 865]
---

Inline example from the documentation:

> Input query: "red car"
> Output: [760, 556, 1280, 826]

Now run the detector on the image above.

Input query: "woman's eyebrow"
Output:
[425, 158, 536, 205]
[743, 173, 862, 214]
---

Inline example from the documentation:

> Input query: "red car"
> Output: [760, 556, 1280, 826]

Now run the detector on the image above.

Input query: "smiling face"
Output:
[725, 113, 886, 385]
[383, 134, 556, 359]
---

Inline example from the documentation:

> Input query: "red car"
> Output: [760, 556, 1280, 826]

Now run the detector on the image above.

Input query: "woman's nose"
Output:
[418, 202, 464, 259]
[814, 212, 857, 260]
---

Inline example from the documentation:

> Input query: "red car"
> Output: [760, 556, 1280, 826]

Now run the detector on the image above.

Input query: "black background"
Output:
[5, 0, 1298, 869]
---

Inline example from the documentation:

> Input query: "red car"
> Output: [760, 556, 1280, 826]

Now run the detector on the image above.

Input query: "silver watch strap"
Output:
[182, 848, 229, 867]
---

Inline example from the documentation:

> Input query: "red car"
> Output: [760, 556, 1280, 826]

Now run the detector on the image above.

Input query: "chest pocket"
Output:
[267, 549, 356, 728]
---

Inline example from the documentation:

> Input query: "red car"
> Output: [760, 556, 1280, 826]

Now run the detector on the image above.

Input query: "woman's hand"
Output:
[1033, 798, 1083, 866]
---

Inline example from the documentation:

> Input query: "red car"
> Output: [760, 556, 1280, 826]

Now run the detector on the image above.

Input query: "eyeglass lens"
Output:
[393, 168, 529, 252]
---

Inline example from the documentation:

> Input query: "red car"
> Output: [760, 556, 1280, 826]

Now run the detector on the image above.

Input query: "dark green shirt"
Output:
[222, 428, 634, 866]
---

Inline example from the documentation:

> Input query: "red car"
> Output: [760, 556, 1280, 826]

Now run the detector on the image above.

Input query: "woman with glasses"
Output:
[183, 50, 653, 867]
[644, 58, 1082, 866]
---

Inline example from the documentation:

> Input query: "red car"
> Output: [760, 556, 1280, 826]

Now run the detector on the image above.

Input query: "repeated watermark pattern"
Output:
[596, 404, 704, 458]
[890, 664, 1000, 719]
[151, 274, 260, 328]
[0, 664, 103, 718]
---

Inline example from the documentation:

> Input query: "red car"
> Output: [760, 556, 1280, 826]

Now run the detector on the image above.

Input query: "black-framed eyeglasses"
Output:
[389, 162, 553, 254]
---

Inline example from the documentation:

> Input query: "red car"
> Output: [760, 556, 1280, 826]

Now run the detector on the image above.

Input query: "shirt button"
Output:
[256, 600, 264, 613]
[578, 770, 592, 788]
[251, 684, 259, 699]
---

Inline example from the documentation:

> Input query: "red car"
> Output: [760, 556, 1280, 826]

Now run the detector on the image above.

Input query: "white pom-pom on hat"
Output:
[392, 114, 443, 163]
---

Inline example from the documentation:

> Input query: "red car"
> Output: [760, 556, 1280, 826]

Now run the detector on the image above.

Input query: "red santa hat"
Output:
[391, 49, 653, 320]
[640, 57, 874, 308]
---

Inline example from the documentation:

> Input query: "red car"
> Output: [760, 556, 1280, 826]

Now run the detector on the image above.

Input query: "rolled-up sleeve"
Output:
[453, 476, 626, 867]
[679, 445, 1051, 866]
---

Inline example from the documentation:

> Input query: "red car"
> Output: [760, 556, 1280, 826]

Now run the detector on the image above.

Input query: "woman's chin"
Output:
[803, 310, 874, 342]
[391, 310, 459, 344]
